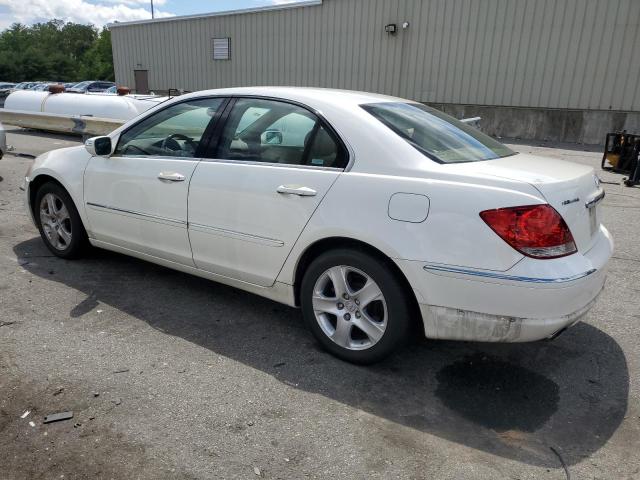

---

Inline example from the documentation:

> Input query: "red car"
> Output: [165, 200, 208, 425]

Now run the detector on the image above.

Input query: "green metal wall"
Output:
[111, 0, 640, 111]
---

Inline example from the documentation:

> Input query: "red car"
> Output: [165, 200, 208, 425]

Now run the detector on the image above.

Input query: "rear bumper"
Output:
[397, 226, 613, 342]
[418, 283, 603, 342]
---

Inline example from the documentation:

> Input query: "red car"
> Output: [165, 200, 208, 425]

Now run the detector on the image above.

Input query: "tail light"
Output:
[480, 204, 577, 259]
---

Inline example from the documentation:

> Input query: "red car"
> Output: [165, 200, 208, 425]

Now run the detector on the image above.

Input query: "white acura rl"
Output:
[23, 87, 612, 363]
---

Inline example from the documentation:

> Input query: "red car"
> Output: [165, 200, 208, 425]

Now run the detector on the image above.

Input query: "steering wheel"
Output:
[160, 133, 198, 153]
[123, 144, 151, 155]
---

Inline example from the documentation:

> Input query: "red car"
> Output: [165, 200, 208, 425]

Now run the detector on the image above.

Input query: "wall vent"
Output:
[212, 37, 231, 60]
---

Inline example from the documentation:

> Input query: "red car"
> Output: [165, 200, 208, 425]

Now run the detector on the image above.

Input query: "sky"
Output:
[0, 0, 299, 31]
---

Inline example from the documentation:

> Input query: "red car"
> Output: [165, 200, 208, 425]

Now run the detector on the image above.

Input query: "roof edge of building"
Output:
[108, 0, 323, 29]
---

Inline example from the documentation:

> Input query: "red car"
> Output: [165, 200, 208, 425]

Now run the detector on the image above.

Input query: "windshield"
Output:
[362, 102, 515, 163]
[71, 81, 92, 89]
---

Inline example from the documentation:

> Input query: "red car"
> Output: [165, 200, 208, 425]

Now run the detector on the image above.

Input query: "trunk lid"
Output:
[458, 154, 604, 253]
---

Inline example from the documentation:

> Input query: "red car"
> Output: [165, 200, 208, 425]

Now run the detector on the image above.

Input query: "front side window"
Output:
[362, 102, 515, 163]
[216, 98, 346, 168]
[115, 98, 224, 158]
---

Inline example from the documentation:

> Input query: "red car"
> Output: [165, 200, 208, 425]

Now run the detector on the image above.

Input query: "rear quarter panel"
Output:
[277, 169, 547, 287]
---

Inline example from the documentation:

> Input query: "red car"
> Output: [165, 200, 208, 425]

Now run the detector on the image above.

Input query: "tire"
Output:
[300, 248, 412, 364]
[34, 182, 88, 259]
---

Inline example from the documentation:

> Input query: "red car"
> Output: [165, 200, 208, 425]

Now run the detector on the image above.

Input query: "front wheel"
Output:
[300, 249, 412, 364]
[35, 182, 88, 259]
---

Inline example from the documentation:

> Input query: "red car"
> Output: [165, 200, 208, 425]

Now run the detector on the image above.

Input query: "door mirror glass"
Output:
[85, 136, 112, 157]
[262, 130, 283, 145]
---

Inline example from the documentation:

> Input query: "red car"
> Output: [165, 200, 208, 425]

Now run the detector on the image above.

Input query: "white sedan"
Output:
[23, 87, 612, 363]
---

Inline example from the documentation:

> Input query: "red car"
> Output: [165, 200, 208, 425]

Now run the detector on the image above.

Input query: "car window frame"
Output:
[202, 95, 351, 172]
[112, 96, 232, 160]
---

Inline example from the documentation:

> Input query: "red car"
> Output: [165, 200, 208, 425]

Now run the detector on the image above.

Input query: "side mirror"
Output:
[262, 130, 283, 145]
[85, 136, 112, 157]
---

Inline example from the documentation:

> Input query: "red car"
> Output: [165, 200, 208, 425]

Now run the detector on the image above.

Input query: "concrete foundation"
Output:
[431, 104, 640, 146]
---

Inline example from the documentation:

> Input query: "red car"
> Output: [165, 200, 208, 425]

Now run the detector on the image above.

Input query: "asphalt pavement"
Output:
[0, 126, 638, 479]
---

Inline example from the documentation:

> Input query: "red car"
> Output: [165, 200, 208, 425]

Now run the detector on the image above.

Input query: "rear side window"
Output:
[362, 102, 515, 163]
[216, 98, 348, 169]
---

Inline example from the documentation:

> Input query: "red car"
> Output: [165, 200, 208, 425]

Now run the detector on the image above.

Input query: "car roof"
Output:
[182, 87, 410, 110]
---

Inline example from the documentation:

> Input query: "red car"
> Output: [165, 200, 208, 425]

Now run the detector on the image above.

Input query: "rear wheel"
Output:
[35, 182, 88, 259]
[300, 248, 412, 364]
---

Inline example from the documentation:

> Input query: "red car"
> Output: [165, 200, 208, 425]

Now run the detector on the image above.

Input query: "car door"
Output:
[188, 97, 349, 286]
[84, 97, 226, 265]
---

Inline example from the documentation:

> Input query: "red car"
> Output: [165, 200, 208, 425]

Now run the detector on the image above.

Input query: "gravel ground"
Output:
[0, 127, 638, 479]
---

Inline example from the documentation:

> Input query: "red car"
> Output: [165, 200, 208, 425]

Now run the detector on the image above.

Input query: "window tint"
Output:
[362, 102, 515, 163]
[115, 98, 224, 158]
[216, 98, 346, 168]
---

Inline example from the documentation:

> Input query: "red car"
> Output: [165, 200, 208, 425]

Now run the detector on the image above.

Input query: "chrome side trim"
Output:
[189, 222, 284, 247]
[86, 202, 284, 246]
[585, 190, 605, 209]
[199, 157, 343, 172]
[86, 202, 187, 226]
[423, 264, 597, 284]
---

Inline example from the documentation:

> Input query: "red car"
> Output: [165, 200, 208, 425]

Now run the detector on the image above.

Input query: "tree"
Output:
[0, 20, 114, 82]
[80, 29, 115, 81]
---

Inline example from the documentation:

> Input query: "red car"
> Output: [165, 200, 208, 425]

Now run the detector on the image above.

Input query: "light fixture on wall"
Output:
[384, 24, 397, 35]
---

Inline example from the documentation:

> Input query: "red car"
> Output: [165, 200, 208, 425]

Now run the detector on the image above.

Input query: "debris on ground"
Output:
[20, 410, 31, 419]
[253, 467, 261, 476]
[53, 387, 64, 396]
[28, 421, 35, 427]
[43, 411, 74, 424]
[111, 398, 122, 406]
[114, 368, 130, 374]
[0, 321, 16, 327]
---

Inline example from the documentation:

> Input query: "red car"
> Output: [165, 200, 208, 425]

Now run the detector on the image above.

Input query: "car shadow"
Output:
[14, 238, 629, 468]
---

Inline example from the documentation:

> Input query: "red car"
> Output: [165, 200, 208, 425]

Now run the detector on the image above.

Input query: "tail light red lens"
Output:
[480, 204, 577, 259]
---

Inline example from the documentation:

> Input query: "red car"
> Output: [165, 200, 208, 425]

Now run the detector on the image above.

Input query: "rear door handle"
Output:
[276, 185, 317, 197]
[158, 172, 185, 182]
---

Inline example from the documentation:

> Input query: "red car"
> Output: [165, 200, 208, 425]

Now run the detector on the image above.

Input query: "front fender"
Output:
[28, 146, 91, 231]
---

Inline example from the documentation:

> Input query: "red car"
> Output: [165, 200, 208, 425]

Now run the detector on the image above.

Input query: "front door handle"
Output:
[158, 172, 185, 182]
[276, 185, 317, 197]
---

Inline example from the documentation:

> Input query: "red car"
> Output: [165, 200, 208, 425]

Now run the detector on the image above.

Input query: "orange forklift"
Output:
[602, 132, 640, 187]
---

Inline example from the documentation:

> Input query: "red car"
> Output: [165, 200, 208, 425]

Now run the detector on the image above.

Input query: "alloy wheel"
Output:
[312, 265, 388, 350]
[39, 193, 72, 251]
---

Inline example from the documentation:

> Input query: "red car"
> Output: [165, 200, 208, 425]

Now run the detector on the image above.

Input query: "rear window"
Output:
[361, 102, 515, 163]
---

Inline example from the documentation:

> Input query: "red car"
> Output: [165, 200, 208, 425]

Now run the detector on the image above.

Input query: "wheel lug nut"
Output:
[355, 299, 360, 305]
[337, 303, 344, 310]
[355, 311, 361, 318]
[343, 293, 349, 300]
[344, 313, 351, 321]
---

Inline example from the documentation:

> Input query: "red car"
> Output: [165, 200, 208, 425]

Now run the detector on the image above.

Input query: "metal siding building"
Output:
[110, 0, 640, 143]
